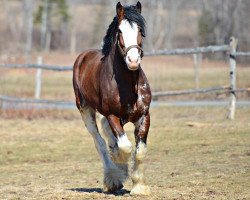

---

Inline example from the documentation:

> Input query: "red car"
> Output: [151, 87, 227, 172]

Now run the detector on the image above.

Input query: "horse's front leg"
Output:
[131, 113, 150, 195]
[107, 115, 132, 169]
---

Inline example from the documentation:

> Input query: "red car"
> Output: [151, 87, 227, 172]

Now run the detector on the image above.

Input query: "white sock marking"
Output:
[117, 134, 132, 154]
[136, 141, 147, 161]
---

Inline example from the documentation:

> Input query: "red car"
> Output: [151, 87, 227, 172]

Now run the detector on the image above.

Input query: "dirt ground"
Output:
[0, 107, 249, 200]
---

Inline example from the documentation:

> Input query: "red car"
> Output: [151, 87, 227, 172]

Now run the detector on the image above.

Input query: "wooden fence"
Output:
[0, 37, 249, 120]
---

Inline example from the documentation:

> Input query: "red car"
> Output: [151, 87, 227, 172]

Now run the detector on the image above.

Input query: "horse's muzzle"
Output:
[117, 42, 143, 71]
[126, 54, 141, 70]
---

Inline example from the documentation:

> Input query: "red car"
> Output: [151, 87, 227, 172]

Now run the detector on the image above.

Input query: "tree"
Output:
[198, 9, 214, 46]
[23, 0, 34, 63]
[164, 0, 184, 49]
[34, 0, 70, 52]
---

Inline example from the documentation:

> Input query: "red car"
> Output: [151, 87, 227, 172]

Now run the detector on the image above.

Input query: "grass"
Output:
[0, 107, 249, 199]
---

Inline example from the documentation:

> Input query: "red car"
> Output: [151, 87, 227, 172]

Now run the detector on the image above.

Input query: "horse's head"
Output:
[116, 2, 145, 71]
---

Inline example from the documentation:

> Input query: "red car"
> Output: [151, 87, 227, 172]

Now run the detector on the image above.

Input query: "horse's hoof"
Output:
[130, 184, 150, 196]
[103, 183, 124, 193]
[103, 166, 126, 193]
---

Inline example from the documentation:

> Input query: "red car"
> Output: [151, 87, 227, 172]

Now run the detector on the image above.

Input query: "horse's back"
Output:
[73, 49, 102, 109]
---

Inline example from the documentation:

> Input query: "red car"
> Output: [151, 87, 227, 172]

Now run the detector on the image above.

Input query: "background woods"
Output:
[0, 0, 250, 62]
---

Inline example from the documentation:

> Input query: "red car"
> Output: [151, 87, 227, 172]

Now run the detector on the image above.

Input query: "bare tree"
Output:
[23, 0, 34, 62]
[69, 2, 77, 55]
[154, 1, 166, 49]
[40, 0, 49, 51]
[164, 0, 184, 49]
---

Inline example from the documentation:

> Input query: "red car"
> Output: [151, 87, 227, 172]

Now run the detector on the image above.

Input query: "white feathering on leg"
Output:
[135, 141, 147, 161]
[131, 141, 150, 195]
[130, 183, 150, 196]
[115, 134, 132, 164]
[103, 164, 126, 192]
[117, 134, 132, 154]
[100, 117, 130, 180]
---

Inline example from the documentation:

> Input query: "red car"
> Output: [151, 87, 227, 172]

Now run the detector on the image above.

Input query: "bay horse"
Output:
[73, 1, 151, 195]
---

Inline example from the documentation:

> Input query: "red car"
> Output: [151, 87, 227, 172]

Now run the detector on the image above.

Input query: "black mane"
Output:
[102, 5, 146, 57]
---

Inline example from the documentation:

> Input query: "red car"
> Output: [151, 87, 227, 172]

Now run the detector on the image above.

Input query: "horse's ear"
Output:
[136, 1, 142, 13]
[116, 2, 124, 22]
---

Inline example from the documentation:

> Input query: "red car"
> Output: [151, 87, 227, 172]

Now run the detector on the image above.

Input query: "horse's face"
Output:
[118, 20, 143, 71]
[117, 2, 143, 71]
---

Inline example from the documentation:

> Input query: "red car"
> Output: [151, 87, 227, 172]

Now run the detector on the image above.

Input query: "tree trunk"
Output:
[24, 0, 34, 63]
[41, 0, 49, 51]
[165, 0, 183, 49]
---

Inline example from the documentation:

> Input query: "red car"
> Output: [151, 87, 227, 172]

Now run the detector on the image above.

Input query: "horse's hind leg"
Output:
[101, 116, 117, 149]
[79, 106, 126, 192]
[101, 117, 130, 178]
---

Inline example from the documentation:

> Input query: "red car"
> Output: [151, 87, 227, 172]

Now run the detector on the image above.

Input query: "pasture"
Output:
[0, 55, 250, 199]
[0, 106, 249, 199]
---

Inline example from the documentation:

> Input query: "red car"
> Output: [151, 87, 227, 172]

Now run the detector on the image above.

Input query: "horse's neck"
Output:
[110, 47, 139, 90]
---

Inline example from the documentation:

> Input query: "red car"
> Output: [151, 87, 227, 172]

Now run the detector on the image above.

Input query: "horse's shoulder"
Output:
[138, 68, 151, 89]
[73, 50, 92, 67]
[78, 49, 102, 61]
[73, 50, 103, 74]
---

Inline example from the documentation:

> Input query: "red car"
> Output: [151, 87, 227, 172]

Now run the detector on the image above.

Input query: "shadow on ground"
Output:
[67, 188, 130, 196]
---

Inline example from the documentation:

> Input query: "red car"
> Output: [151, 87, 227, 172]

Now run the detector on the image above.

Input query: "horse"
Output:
[73, 1, 151, 195]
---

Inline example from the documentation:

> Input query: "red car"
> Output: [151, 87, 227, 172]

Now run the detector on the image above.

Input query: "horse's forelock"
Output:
[102, 5, 146, 57]
[123, 6, 146, 37]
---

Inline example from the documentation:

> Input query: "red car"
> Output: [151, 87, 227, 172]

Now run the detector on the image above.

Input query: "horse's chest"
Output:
[101, 77, 151, 121]
[124, 92, 150, 121]
[136, 93, 150, 112]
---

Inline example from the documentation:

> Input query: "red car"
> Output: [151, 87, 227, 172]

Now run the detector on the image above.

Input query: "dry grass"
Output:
[0, 107, 249, 199]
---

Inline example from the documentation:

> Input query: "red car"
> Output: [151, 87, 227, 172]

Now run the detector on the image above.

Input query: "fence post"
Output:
[193, 53, 202, 89]
[228, 37, 238, 120]
[35, 56, 43, 99]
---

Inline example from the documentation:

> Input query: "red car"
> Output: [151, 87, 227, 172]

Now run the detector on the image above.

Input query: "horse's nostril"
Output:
[128, 56, 132, 63]
[128, 56, 140, 63]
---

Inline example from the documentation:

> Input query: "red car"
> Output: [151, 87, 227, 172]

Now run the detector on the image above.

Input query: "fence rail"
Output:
[153, 87, 249, 98]
[153, 86, 229, 97]
[234, 52, 250, 56]
[1, 37, 250, 120]
[1, 86, 249, 104]
[0, 46, 249, 72]
[144, 45, 230, 56]
[0, 95, 72, 104]
[0, 63, 73, 71]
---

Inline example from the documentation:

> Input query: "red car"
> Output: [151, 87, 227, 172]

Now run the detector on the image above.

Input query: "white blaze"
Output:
[119, 19, 141, 66]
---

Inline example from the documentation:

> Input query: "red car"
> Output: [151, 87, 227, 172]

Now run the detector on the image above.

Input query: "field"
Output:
[0, 54, 250, 199]
[0, 106, 250, 200]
